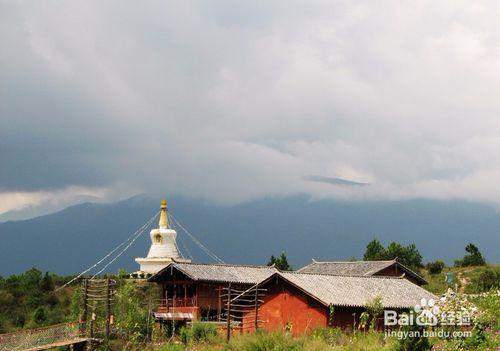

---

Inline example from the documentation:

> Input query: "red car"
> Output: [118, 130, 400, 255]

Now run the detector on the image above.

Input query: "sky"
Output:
[2, 1, 500, 218]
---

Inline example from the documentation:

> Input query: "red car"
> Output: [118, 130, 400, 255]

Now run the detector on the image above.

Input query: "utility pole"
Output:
[226, 283, 231, 341]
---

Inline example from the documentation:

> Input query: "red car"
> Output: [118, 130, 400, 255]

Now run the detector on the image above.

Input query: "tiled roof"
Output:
[297, 260, 395, 276]
[297, 259, 427, 285]
[277, 272, 436, 309]
[149, 262, 278, 285]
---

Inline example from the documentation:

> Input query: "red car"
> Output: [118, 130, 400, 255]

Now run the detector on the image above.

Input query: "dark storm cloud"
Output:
[1, 0, 500, 211]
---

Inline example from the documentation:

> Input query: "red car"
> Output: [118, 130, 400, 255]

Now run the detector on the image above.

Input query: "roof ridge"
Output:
[309, 260, 395, 264]
[285, 271, 405, 280]
[174, 262, 276, 269]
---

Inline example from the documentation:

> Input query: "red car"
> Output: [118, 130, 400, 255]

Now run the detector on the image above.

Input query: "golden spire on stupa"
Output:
[159, 199, 169, 229]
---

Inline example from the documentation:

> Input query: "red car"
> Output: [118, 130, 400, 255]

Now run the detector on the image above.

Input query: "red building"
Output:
[148, 262, 435, 336]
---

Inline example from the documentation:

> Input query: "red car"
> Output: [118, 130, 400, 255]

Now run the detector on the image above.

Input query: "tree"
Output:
[267, 252, 292, 271]
[363, 239, 385, 261]
[20, 268, 42, 292]
[464, 243, 486, 266]
[455, 243, 486, 267]
[117, 268, 129, 279]
[363, 239, 423, 270]
[402, 244, 423, 269]
[40, 272, 54, 292]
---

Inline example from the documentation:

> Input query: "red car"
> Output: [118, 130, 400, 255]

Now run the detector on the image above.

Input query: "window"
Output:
[154, 233, 163, 244]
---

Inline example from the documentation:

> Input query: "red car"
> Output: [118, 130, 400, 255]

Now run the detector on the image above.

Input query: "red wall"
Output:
[246, 281, 327, 336]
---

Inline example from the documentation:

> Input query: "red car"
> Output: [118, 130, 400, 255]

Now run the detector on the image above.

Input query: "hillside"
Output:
[0, 195, 499, 276]
[422, 264, 500, 294]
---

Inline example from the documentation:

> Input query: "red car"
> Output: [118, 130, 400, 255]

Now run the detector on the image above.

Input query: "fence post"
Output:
[254, 283, 259, 332]
[226, 283, 231, 341]
[106, 278, 111, 341]
[82, 278, 88, 337]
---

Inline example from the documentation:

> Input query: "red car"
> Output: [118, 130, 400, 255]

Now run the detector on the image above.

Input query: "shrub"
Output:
[426, 260, 445, 274]
[192, 322, 218, 342]
[113, 281, 151, 342]
[475, 269, 499, 292]
[395, 322, 431, 351]
[179, 326, 191, 344]
[366, 296, 383, 330]
[180, 322, 218, 344]
[32, 306, 48, 325]
[311, 327, 344, 344]
[228, 331, 304, 351]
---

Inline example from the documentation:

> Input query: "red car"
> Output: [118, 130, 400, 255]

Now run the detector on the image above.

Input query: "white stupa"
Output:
[135, 199, 191, 275]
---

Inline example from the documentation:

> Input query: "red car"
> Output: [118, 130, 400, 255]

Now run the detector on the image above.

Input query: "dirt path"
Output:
[456, 271, 469, 293]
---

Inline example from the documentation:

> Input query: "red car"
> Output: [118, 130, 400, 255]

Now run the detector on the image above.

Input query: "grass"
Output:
[149, 329, 397, 351]
[421, 264, 499, 295]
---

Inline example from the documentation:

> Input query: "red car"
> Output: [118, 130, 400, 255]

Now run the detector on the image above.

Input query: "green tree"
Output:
[267, 252, 292, 271]
[456, 243, 486, 267]
[117, 268, 129, 279]
[40, 272, 54, 292]
[401, 244, 423, 269]
[20, 268, 42, 291]
[363, 239, 385, 261]
[363, 239, 423, 269]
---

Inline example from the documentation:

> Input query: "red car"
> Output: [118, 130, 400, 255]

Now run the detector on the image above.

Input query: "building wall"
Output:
[248, 281, 328, 336]
[329, 306, 367, 330]
[375, 265, 422, 285]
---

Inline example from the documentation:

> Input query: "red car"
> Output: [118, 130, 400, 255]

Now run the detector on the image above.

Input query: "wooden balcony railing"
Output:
[157, 297, 198, 310]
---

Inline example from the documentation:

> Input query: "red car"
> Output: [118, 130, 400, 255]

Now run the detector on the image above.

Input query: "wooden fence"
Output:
[0, 321, 84, 351]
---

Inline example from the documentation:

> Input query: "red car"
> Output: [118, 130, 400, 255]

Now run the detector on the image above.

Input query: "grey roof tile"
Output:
[277, 272, 436, 309]
[297, 260, 396, 276]
[150, 262, 278, 284]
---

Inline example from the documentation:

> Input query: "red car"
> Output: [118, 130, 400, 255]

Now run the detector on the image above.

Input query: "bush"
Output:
[465, 268, 500, 293]
[311, 327, 344, 344]
[426, 260, 445, 275]
[179, 322, 218, 344]
[113, 281, 151, 342]
[179, 326, 191, 344]
[366, 296, 383, 330]
[228, 331, 305, 351]
[395, 322, 431, 351]
[476, 269, 500, 292]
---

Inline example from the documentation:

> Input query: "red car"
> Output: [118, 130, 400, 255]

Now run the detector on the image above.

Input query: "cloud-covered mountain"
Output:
[0, 195, 498, 276]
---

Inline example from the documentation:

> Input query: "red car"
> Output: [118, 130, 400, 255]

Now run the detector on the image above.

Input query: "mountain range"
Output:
[0, 195, 499, 276]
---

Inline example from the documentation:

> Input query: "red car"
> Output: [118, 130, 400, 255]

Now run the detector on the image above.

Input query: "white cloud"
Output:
[0, 186, 131, 220]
